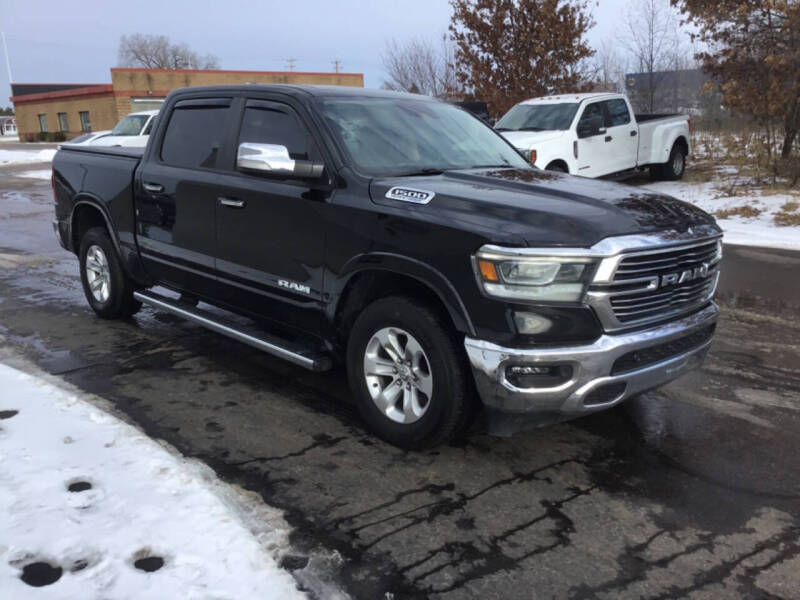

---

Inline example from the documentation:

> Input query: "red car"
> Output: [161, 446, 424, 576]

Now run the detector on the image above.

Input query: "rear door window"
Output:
[160, 99, 232, 169]
[604, 99, 631, 127]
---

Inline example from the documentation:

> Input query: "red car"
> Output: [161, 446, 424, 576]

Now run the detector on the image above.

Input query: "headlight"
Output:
[474, 251, 597, 302]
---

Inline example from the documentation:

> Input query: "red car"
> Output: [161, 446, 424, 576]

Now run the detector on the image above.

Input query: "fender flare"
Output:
[333, 252, 476, 337]
[69, 194, 122, 255]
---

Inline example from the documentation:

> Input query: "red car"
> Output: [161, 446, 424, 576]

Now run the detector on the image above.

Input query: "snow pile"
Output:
[643, 179, 800, 251]
[15, 170, 51, 180]
[0, 148, 56, 164]
[0, 364, 306, 599]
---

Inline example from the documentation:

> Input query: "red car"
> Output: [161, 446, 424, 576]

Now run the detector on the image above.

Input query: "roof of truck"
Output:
[168, 84, 432, 101]
[519, 93, 622, 105]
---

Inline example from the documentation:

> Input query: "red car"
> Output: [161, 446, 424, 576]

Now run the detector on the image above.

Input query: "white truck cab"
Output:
[496, 93, 691, 180]
[92, 110, 159, 148]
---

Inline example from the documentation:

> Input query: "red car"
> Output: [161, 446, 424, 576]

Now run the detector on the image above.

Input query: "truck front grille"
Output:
[610, 275, 717, 323]
[613, 240, 719, 281]
[588, 237, 721, 331]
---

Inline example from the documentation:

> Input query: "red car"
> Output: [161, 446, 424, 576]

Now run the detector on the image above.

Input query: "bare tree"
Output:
[623, 0, 682, 112]
[381, 35, 460, 98]
[118, 34, 219, 70]
[592, 39, 626, 92]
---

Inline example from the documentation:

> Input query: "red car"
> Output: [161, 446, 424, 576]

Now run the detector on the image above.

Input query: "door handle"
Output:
[604, 135, 613, 142]
[218, 197, 246, 209]
[630, 130, 638, 137]
[143, 182, 164, 193]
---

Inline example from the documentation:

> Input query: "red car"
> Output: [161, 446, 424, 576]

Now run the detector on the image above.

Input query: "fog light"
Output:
[505, 364, 573, 388]
[509, 366, 550, 375]
[513, 312, 553, 334]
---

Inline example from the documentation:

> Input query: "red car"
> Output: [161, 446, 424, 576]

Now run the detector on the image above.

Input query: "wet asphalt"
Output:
[1, 162, 799, 599]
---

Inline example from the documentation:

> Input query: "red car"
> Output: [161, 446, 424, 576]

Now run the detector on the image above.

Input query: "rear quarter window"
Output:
[160, 104, 230, 169]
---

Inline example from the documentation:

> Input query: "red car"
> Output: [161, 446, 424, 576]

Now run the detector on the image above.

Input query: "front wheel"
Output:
[545, 162, 567, 173]
[346, 296, 472, 449]
[79, 227, 142, 319]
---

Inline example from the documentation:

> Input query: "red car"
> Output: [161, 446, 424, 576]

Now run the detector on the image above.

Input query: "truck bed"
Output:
[635, 113, 682, 123]
[59, 144, 144, 160]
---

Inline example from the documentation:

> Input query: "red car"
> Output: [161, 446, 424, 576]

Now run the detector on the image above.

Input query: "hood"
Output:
[500, 129, 565, 149]
[369, 168, 718, 248]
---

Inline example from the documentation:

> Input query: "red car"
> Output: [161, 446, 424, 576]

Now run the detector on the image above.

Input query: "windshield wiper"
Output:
[391, 168, 446, 177]
[494, 126, 546, 132]
[468, 163, 513, 170]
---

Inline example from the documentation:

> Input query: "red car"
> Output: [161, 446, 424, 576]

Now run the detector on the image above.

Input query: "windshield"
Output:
[318, 98, 529, 177]
[495, 103, 579, 132]
[111, 115, 149, 136]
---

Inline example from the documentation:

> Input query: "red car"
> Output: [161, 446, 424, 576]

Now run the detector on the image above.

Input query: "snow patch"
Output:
[0, 363, 306, 599]
[15, 170, 51, 180]
[642, 180, 800, 251]
[0, 148, 56, 165]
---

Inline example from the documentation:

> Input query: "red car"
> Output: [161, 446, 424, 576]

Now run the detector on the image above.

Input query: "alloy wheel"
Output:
[363, 327, 433, 424]
[85, 244, 111, 303]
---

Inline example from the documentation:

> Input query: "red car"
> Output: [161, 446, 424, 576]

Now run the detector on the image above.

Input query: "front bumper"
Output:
[465, 303, 718, 431]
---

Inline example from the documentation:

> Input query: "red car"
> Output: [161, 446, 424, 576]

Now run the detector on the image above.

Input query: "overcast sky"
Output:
[1, 0, 633, 107]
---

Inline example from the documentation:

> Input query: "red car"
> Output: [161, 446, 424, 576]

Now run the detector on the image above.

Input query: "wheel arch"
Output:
[69, 195, 121, 256]
[674, 135, 689, 155]
[545, 159, 569, 173]
[330, 254, 477, 342]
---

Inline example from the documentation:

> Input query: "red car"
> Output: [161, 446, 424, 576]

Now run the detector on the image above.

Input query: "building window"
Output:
[38, 114, 48, 133]
[79, 111, 91, 132]
[58, 112, 69, 132]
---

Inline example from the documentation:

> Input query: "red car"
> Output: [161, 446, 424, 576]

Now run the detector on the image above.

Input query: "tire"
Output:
[660, 143, 686, 181]
[546, 162, 567, 173]
[79, 227, 142, 319]
[346, 296, 472, 449]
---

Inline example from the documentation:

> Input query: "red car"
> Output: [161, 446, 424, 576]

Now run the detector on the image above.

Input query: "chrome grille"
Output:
[613, 241, 719, 281]
[588, 237, 721, 331]
[610, 276, 716, 322]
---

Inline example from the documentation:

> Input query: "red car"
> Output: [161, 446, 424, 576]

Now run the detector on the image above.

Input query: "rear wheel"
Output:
[657, 143, 686, 181]
[346, 296, 472, 449]
[79, 227, 141, 319]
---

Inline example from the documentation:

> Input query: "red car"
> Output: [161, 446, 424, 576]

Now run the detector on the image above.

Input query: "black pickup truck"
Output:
[52, 85, 722, 447]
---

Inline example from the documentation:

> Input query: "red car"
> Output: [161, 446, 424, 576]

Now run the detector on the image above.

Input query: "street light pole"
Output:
[1, 32, 12, 83]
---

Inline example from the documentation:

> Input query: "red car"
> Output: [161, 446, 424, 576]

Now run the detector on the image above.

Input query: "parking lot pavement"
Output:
[1, 173, 799, 599]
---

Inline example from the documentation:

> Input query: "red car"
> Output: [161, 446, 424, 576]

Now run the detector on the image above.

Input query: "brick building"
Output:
[10, 67, 364, 141]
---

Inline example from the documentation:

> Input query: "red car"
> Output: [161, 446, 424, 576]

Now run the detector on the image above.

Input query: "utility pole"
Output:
[1, 32, 12, 83]
[332, 59, 342, 74]
[286, 58, 296, 72]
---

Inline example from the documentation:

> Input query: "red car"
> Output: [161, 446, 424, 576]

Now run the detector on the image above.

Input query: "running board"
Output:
[133, 290, 332, 372]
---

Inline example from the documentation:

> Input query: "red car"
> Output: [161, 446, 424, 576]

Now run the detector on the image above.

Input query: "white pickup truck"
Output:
[496, 93, 691, 180]
[92, 110, 159, 148]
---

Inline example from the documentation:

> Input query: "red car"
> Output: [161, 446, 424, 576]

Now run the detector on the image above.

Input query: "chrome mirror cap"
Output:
[236, 142, 295, 173]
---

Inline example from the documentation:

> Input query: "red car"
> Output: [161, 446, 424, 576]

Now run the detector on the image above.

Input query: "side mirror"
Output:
[577, 115, 605, 139]
[236, 142, 324, 179]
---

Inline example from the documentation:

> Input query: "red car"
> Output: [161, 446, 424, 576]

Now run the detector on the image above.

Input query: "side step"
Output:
[133, 290, 333, 372]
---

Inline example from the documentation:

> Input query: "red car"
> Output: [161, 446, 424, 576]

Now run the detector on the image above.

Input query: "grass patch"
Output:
[714, 204, 763, 219]
[773, 201, 800, 226]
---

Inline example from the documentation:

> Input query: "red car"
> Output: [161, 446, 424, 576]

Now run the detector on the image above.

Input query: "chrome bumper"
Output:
[465, 303, 718, 420]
